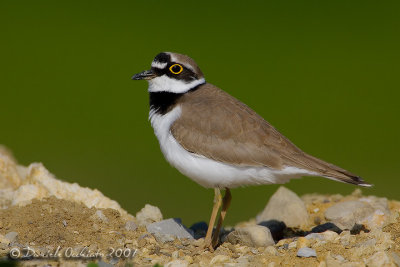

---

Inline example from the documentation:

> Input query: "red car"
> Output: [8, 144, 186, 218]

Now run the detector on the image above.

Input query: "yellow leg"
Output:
[212, 188, 232, 248]
[203, 188, 222, 251]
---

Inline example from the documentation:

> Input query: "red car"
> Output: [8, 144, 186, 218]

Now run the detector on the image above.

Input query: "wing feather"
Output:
[170, 83, 369, 186]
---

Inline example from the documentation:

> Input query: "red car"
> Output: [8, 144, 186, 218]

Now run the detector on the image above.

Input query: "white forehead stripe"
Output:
[148, 77, 205, 94]
[151, 61, 167, 69]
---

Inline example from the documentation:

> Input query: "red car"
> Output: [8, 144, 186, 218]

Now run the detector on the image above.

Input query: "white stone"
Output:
[297, 247, 317, 258]
[288, 241, 297, 249]
[257, 187, 309, 228]
[95, 210, 109, 223]
[305, 233, 325, 241]
[0, 234, 10, 245]
[125, 220, 137, 231]
[210, 255, 230, 265]
[136, 204, 163, 226]
[226, 225, 274, 247]
[264, 246, 279, 256]
[325, 200, 374, 229]
[321, 230, 339, 242]
[165, 260, 189, 267]
[366, 251, 392, 266]
[146, 218, 193, 240]
[4, 232, 18, 243]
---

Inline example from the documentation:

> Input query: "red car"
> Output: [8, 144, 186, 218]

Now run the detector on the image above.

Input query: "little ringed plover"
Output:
[132, 52, 371, 250]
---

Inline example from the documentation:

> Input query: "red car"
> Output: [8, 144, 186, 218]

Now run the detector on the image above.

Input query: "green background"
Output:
[1, 1, 399, 226]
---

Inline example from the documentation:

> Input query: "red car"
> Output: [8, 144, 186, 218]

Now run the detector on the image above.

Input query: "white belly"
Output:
[149, 106, 316, 188]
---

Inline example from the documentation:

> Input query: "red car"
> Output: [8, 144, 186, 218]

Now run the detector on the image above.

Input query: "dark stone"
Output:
[258, 220, 287, 241]
[350, 224, 370, 235]
[189, 221, 208, 239]
[311, 223, 342, 234]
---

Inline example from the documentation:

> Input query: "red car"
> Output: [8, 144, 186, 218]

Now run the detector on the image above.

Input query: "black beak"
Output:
[131, 70, 156, 80]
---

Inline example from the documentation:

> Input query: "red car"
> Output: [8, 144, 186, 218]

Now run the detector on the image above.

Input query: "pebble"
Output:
[95, 210, 108, 223]
[256, 186, 309, 228]
[136, 204, 163, 226]
[356, 238, 376, 248]
[339, 231, 352, 246]
[0, 234, 11, 244]
[296, 237, 309, 248]
[334, 254, 345, 262]
[235, 245, 251, 254]
[236, 255, 250, 265]
[109, 257, 119, 265]
[250, 248, 259, 254]
[324, 200, 375, 229]
[183, 255, 193, 264]
[210, 254, 230, 265]
[98, 260, 113, 267]
[192, 238, 204, 247]
[276, 239, 288, 247]
[154, 233, 175, 243]
[366, 251, 391, 266]
[264, 246, 279, 256]
[358, 196, 391, 228]
[297, 247, 317, 258]
[125, 220, 138, 231]
[320, 230, 339, 242]
[5, 232, 18, 243]
[288, 241, 297, 249]
[146, 218, 193, 241]
[258, 219, 286, 240]
[391, 252, 400, 266]
[305, 233, 325, 241]
[165, 260, 189, 267]
[226, 225, 274, 247]
[172, 250, 179, 259]
[311, 222, 342, 234]
[324, 253, 342, 266]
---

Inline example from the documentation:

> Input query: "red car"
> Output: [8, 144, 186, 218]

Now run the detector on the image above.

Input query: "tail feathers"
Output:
[303, 154, 372, 187]
[322, 169, 372, 187]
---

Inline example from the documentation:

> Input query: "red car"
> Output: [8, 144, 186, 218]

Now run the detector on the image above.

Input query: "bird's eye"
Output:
[169, 64, 183, 74]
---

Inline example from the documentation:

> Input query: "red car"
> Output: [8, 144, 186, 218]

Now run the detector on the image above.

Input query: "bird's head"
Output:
[132, 52, 205, 93]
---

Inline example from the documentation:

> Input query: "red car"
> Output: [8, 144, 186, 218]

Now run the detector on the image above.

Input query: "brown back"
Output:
[171, 83, 366, 185]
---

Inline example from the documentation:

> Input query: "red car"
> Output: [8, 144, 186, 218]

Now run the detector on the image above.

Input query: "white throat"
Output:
[148, 76, 205, 94]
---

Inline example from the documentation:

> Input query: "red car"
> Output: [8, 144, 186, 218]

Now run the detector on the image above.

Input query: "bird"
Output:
[131, 52, 371, 250]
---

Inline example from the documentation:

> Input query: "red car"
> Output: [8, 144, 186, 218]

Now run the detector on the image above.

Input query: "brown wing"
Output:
[171, 83, 369, 186]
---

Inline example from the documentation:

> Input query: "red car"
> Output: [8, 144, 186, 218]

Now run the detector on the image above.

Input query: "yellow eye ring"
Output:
[169, 64, 183, 74]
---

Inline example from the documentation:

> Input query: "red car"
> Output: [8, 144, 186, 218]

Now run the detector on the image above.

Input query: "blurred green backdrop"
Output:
[1, 0, 399, 226]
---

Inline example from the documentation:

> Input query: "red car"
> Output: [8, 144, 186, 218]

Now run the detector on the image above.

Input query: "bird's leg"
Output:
[203, 188, 222, 251]
[212, 188, 232, 248]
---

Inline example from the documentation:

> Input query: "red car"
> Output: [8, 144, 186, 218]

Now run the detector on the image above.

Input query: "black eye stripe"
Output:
[151, 62, 197, 82]
[169, 64, 183, 74]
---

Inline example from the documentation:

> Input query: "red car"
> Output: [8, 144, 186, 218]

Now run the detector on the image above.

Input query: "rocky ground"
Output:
[0, 146, 399, 267]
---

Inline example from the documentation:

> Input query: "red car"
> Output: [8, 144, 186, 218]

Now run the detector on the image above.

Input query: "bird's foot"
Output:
[201, 237, 215, 252]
